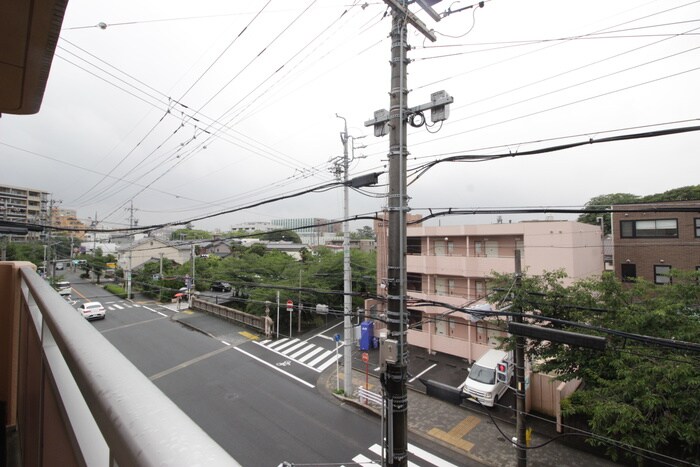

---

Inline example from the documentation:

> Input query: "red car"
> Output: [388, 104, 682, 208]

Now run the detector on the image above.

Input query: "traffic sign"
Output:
[362, 352, 369, 363]
[334, 333, 341, 342]
[286, 299, 293, 311]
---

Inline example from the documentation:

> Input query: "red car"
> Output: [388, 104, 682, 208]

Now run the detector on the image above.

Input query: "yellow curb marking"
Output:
[428, 415, 480, 451]
[239, 331, 259, 340]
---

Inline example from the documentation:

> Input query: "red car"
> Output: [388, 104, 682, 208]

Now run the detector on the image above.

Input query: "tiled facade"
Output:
[612, 201, 700, 283]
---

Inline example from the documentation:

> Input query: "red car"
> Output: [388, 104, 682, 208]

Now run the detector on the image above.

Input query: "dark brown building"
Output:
[612, 201, 700, 283]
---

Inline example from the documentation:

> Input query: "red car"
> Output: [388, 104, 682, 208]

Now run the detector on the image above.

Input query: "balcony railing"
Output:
[1, 262, 240, 466]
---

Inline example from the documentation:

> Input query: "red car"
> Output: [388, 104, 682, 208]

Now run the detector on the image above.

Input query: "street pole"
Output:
[363, 4, 447, 465]
[159, 252, 164, 301]
[191, 244, 196, 306]
[514, 250, 527, 466]
[382, 11, 410, 465]
[298, 269, 302, 334]
[337, 114, 353, 398]
[276, 291, 280, 340]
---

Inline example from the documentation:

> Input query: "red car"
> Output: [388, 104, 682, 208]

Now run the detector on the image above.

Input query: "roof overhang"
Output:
[0, 0, 69, 115]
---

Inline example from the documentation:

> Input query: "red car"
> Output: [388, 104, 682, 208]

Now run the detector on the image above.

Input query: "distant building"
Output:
[117, 238, 193, 270]
[0, 183, 49, 239]
[231, 221, 276, 233]
[611, 200, 700, 283]
[51, 208, 88, 239]
[367, 217, 603, 363]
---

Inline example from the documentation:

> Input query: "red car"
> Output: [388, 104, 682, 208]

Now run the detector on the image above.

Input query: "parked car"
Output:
[211, 281, 232, 292]
[77, 301, 106, 321]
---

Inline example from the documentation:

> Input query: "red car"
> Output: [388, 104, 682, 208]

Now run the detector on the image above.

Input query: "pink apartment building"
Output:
[367, 217, 604, 363]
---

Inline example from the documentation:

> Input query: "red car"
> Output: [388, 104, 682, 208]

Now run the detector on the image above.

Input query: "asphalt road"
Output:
[68, 275, 470, 466]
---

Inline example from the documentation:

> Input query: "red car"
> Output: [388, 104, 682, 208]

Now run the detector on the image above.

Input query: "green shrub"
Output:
[104, 284, 127, 299]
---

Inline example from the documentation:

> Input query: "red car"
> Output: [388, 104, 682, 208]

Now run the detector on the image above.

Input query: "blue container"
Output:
[359, 321, 374, 351]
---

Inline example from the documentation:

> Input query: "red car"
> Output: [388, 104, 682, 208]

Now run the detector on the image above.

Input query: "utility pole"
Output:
[160, 252, 164, 302]
[337, 114, 354, 398]
[126, 201, 138, 299]
[364, 2, 451, 465]
[191, 244, 196, 305]
[514, 250, 527, 466]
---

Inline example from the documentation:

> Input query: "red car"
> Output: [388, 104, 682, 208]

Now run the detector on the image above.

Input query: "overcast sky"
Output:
[2, 0, 699, 233]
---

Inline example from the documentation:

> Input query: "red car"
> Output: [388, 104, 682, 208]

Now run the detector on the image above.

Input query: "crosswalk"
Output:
[255, 338, 340, 372]
[348, 442, 459, 467]
[99, 301, 170, 317]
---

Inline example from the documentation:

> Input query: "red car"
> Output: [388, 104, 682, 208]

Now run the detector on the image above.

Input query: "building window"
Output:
[407, 273, 422, 292]
[434, 277, 454, 295]
[434, 240, 454, 256]
[407, 237, 422, 255]
[695, 218, 700, 238]
[475, 281, 486, 299]
[654, 265, 672, 284]
[621, 263, 637, 282]
[620, 219, 678, 238]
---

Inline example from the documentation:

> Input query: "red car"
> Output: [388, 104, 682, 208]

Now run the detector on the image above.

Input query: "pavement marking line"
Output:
[253, 341, 324, 372]
[307, 349, 333, 367]
[408, 441, 461, 467]
[113, 304, 124, 310]
[143, 306, 156, 313]
[289, 344, 315, 359]
[239, 331, 259, 340]
[281, 340, 308, 355]
[221, 341, 231, 346]
[156, 311, 167, 317]
[296, 346, 324, 363]
[316, 353, 341, 372]
[149, 346, 233, 381]
[368, 445, 420, 467]
[427, 415, 479, 453]
[408, 363, 436, 383]
[234, 347, 315, 389]
[266, 338, 290, 349]
[316, 334, 334, 341]
[100, 316, 168, 334]
[352, 453, 379, 466]
[272, 339, 300, 351]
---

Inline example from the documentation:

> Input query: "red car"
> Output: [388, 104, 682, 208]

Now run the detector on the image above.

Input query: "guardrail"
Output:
[3, 262, 241, 466]
[358, 387, 384, 408]
[192, 297, 264, 331]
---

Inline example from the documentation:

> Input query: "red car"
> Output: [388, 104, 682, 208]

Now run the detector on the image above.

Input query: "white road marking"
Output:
[316, 353, 341, 372]
[143, 306, 156, 313]
[409, 442, 459, 467]
[297, 346, 324, 363]
[156, 311, 167, 317]
[307, 350, 332, 367]
[289, 344, 315, 359]
[234, 347, 314, 389]
[281, 341, 308, 355]
[369, 444, 420, 466]
[352, 453, 379, 466]
[408, 363, 437, 383]
[221, 341, 231, 346]
[113, 304, 124, 310]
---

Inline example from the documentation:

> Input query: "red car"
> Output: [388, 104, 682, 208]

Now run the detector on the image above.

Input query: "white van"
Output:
[55, 281, 72, 297]
[462, 349, 512, 407]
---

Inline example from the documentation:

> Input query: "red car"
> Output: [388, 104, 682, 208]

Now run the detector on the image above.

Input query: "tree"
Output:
[171, 228, 212, 241]
[488, 270, 700, 465]
[578, 185, 700, 234]
[351, 226, 375, 240]
[260, 230, 301, 243]
[577, 193, 638, 234]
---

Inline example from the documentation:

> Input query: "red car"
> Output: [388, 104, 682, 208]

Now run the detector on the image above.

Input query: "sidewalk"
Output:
[328, 347, 618, 467]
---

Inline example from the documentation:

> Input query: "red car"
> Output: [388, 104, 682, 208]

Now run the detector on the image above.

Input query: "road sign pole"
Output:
[287, 299, 293, 337]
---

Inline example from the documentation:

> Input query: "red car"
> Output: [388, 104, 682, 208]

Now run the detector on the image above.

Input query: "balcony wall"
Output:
[407, 254, 514, 277]
[1, 262, 239, 466]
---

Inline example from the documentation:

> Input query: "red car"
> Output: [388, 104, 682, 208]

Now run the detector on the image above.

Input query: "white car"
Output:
[78, 301, 106, 321]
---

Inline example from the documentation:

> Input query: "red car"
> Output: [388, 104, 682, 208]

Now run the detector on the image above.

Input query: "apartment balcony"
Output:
[406, 253, 514, 277]
[0, 262, 240, 466]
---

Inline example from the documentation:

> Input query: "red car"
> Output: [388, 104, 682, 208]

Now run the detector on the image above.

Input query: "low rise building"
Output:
[611, 200, 700, 283]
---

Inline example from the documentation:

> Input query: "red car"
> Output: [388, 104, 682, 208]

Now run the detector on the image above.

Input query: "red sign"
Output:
[286, 299, 293, 311]
[362, 352, 369, 363]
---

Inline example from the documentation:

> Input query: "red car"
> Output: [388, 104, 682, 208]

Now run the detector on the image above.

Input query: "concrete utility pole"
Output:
[514, 250, 527, 466]
[126, 201, 137, 299]
[337, 114, 354, 398]
[364, 2, 451, 465]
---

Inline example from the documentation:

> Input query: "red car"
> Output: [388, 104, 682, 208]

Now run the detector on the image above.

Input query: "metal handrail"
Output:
[20, 266, 241, 467]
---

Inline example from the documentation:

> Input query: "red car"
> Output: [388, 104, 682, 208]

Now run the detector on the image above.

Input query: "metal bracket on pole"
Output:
[383, 0, 437, 41]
